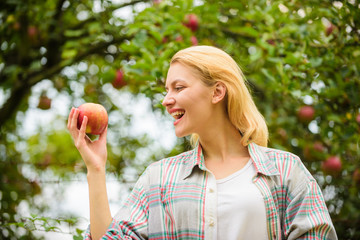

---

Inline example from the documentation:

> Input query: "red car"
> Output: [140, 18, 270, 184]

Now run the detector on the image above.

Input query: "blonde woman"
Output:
[67, 46, 337, 240]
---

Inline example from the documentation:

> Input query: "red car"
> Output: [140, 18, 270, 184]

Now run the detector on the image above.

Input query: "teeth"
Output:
[171, 111, 185, 119]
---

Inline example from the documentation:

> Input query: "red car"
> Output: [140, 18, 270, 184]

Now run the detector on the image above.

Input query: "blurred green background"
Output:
[1, 0, 359, 239]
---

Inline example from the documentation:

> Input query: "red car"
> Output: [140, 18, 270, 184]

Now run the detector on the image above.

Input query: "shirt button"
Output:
[209, 219, 215, 227]
[209, 188, 214, 193]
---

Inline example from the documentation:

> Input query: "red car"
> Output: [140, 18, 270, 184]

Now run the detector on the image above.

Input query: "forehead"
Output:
[165, 63, 197, 85]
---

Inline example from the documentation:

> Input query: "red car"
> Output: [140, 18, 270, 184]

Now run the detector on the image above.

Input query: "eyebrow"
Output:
[165, 79, 186, 91]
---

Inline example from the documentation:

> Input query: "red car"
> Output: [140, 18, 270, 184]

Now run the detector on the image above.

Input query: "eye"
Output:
[175, 86, 184, 91]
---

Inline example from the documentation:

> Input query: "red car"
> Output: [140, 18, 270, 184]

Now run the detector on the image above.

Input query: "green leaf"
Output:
[228, 26, 260, 38]
[260, 68, 276, 82]
[309, 57, 323, 68]
[64, 29, 86, 37]
[62, 49, 78, 59]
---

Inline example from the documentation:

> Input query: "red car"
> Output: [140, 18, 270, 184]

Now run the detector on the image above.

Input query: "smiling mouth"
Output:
[171, 110, 185, 120]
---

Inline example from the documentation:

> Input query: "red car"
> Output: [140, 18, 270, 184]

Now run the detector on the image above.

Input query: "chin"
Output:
[174, 129, 189, 138]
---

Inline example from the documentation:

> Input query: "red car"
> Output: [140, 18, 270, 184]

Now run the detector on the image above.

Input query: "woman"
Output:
[67, 46, 337, 239]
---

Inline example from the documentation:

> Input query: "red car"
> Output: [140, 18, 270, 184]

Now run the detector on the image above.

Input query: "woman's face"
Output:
[163, 62, 215, 138]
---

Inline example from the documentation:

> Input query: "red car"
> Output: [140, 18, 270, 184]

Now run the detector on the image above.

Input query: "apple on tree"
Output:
[325, 23, 336, 36]
[112, 69, 127, 89]
[183, 14, 199, 32]
[77, 103, 108, 135]
[297, 105, 315, 123]
[321, 156, 342, 176]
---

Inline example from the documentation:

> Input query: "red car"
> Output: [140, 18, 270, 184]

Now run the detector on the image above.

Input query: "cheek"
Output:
[189, 89, 213, 107]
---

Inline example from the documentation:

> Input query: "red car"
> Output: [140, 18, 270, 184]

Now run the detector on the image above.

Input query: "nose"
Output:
[162, 92, 175, 107]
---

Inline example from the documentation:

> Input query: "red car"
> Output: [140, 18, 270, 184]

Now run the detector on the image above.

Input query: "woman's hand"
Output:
[68, 107, 113, 239]
[67, 107, 108, 173]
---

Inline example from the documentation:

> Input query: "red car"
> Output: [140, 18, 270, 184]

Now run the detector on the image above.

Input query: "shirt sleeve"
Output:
[82, 170, 150, 240]
[284, 179, 338, 240]
[83, 220, 130, 240]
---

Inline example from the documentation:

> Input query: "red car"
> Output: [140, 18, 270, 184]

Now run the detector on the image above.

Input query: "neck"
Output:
[198, 116, 249, 163]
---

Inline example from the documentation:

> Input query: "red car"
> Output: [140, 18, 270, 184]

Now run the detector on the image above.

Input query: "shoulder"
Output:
[262, 146, 303, 167]
[255, 144, 315, 187]
[150, 148, 195, 169]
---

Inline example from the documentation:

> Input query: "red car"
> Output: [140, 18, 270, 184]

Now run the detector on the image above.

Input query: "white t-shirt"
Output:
[216, 160, 268, 240]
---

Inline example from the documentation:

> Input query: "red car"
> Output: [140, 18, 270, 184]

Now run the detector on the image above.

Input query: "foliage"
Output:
[0, 0, 359, 239]
[6, 214, 84, 239]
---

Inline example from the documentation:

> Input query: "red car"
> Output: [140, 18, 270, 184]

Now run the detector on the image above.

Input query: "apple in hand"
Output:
[77, 103, 108, 135]
[321, 156, 342, 176]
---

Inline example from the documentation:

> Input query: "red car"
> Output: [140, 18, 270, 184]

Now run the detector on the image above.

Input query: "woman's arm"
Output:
[67, 107, 112, 239]
[285, 180, 338, 240]
[87, 169, 112, 240]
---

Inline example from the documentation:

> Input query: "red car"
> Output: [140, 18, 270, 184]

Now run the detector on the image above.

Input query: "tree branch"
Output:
[0, 35, 131, 129]
[29, 35, 130, 86]
[68, 0, 151, 31]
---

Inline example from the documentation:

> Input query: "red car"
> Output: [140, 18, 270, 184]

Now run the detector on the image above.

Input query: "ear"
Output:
[212, 82, 227, 104]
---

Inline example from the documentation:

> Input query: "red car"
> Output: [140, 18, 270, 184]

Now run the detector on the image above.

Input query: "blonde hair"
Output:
[170, 45, 268, 147]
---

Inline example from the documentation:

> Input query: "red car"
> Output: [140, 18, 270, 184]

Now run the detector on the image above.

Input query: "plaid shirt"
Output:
[84, 142, 337, 240]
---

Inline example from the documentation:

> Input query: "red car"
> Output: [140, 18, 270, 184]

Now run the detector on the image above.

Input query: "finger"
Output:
[67, 107, 75, 129]
[70, 108, 80, 130]
[78, 115, 88, 141]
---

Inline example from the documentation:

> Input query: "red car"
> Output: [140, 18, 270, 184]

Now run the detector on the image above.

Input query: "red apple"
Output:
[37, 95, 52, 110]
[297, 105, 315, 123]
[77, 103, 108, 135]
[325, 23, 335, 36]
[321, 156, 342, 176]
[112, 69, 126, 89]
[190, 35, 198, 46]
[183, 14, 199, 32]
